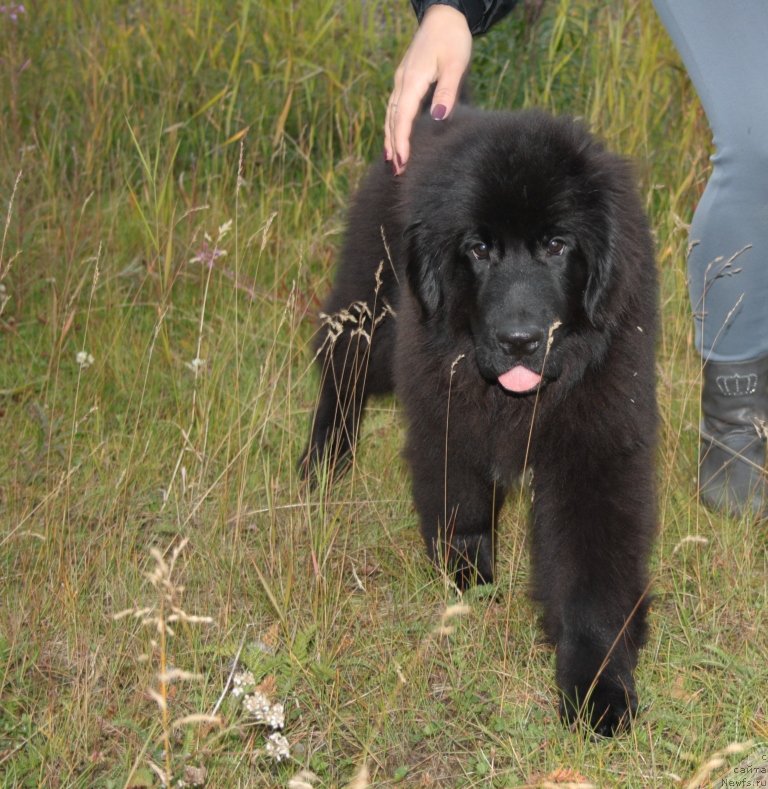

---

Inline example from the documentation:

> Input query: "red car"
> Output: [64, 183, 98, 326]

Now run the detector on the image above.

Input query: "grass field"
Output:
[2, 1, 767, 786]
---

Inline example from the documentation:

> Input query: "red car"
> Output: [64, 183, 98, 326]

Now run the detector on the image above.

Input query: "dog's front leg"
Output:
[404, 415, 505, 590]
[530, 442, 656, 736]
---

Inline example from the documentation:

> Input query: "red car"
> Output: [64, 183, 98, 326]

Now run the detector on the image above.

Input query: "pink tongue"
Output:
[498, 365, 542, 393]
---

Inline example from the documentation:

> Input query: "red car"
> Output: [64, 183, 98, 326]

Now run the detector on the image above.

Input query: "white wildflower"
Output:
[231, 670, 255, 698]
[264, 731, 290, 763]
[242, 690, 285, 730]
[76, 350, 94, 369]
[243, 691, 272, 723]
[266, 702, 285, 730]
[185, 357, 205, 373]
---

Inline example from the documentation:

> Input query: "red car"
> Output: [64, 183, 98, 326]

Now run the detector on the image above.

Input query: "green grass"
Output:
[1, 1, 767, 786]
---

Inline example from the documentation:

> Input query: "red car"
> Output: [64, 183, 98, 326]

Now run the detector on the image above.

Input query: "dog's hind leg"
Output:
[299, 161, 402, 483]
[300, 295, 396, 482]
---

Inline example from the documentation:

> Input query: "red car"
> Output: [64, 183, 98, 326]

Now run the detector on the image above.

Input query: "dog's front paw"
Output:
[446, 533, 494, 590]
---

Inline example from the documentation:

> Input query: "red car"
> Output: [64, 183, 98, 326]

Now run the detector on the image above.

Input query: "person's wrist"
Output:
[421, 3, 470, 30]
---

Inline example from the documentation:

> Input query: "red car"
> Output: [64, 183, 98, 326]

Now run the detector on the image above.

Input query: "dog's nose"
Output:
[496, 325, 544, 356]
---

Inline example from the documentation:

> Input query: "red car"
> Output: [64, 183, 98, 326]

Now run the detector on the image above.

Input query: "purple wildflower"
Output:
[0, 3, 26, 21]
[189, 238, 227, 269]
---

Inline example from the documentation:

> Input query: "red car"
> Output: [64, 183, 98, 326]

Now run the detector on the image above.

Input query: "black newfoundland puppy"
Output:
[301, 108, 657, 736]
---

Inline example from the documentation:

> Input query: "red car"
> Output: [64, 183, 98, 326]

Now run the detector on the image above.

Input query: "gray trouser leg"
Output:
[653, 1, 768, 515]
[652, 0, 768, 362]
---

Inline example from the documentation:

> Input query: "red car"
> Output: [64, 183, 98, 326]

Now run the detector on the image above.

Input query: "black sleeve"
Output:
[410, 0, 519, 36]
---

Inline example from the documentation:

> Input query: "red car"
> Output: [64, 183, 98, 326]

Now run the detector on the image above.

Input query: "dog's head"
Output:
[402, 108, 642, 393]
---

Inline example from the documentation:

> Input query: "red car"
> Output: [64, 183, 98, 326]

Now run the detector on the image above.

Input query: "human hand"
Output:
[385, 4, 472, 174]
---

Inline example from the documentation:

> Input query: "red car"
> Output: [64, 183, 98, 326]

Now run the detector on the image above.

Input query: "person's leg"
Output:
[653, 0, 768, 515]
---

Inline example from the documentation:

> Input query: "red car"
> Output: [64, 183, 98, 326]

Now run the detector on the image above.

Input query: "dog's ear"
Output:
[404, 220, 443, 317]
[583, 242, 613, 328]
[582, 201, 618, 329]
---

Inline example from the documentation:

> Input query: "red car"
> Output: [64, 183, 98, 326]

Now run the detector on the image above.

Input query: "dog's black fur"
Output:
[300, 108, 658, 736]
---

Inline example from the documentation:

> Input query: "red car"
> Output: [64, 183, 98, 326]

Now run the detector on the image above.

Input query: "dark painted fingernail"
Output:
[431, 104, 447, 120]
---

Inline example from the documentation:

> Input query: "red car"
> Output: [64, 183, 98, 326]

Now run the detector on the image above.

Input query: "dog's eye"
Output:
[546, 237, 567, 257]
[471, 243, 490, 261]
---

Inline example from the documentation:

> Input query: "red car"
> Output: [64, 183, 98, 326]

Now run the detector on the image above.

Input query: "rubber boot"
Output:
[700, 357, 768, 518]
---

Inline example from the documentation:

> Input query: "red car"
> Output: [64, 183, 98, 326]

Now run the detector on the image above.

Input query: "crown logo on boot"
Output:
[716, 373, 758, 397]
